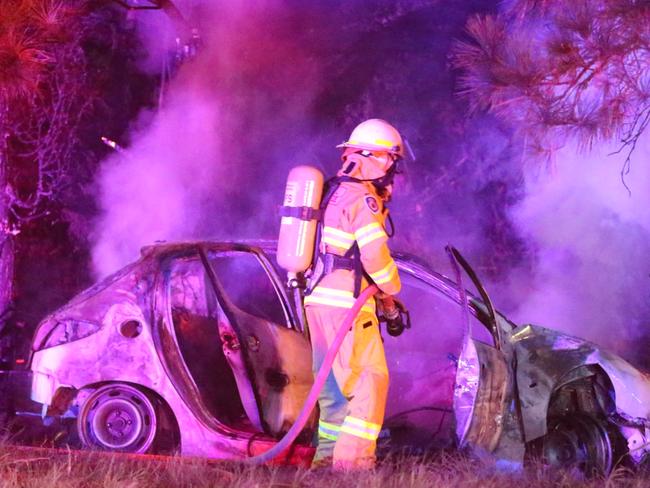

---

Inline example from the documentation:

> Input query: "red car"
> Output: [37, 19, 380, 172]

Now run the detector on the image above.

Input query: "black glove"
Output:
[379, 297, 410, 337]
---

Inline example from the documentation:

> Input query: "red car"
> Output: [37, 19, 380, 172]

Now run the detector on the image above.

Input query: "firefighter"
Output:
[304, 119, 405, 470]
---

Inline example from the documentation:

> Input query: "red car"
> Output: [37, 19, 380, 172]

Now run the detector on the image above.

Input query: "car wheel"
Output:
[77, 384, 158, 453]
[532, 414, 613, 476]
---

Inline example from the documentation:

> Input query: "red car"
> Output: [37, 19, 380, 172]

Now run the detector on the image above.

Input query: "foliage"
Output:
[452, 0, 650, 171]
[0, 0, 144, 226]
[0, 0, 155, 331]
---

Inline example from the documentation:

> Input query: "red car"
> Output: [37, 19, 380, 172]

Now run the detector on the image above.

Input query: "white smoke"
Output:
[504, 139, 650, 359]
[92, 0, 324, 278]
[91, 1, 650, 365]
[92, 93, 225, 276]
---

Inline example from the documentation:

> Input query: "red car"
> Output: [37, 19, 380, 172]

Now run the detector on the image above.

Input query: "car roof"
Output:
[139, 239, 472, 306]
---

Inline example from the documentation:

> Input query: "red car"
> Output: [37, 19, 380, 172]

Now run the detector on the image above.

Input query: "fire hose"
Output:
[248, 284, 379, 465]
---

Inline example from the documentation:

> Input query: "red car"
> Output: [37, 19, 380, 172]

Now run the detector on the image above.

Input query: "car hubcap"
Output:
[79, 384, 157, 453]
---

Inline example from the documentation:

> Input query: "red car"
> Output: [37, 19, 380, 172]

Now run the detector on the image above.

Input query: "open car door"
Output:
[447, 246, 524, 463]
[198, 245, 316, 438]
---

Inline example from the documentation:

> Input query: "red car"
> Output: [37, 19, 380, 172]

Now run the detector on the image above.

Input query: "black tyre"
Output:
[530, 414, 614, 476]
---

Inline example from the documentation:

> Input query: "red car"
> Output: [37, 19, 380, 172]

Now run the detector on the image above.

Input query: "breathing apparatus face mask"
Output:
[355, 150, 402, 199]
[373, 157, 400, 188]
[341, 139, 415, 198]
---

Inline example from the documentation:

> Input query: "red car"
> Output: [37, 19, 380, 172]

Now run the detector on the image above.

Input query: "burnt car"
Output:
[28, 241, 650, 473]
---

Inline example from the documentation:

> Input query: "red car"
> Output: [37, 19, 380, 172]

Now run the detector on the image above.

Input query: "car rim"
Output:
[540, 415, 613, 476]
[78, 384, 157, 453]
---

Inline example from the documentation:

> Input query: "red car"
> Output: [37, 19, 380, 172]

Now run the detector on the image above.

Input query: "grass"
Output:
[0, 447, 648, 488]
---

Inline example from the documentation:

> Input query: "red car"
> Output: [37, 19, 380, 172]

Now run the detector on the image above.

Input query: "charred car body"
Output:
[26, 241, 650, 473]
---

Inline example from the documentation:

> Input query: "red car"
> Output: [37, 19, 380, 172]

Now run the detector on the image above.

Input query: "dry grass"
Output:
[0, 447, 648, 488]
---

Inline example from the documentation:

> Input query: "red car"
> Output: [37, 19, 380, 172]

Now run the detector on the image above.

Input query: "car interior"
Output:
[167, 251, 315, 439]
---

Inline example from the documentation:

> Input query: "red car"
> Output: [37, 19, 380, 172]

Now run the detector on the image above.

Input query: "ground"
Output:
[0, 444, 648, 488]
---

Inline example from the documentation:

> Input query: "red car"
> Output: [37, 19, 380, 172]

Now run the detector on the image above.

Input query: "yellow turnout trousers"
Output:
[304, 179, 399, 469]
[306, 300, 389, 469]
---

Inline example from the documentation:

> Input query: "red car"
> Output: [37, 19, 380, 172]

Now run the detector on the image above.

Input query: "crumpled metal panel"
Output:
[30, 246, 316, 463]
[453, 339, 478, 445]
[31, 273, 164, 402]
[512, 324, 650, 442]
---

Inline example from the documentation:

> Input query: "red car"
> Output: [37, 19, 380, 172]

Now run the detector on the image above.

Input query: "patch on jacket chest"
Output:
[365, 195, 380, 214]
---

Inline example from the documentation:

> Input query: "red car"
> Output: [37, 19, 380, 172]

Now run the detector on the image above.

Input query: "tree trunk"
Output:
[0, 114, 14, 333]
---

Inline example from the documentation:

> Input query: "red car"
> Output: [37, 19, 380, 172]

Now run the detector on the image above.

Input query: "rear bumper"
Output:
[31, 370, 56, 406]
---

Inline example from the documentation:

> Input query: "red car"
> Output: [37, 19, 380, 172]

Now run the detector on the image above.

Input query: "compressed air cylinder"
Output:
[277, 165, 324, 274]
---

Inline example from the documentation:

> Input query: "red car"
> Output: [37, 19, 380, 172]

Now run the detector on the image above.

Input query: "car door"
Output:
[198, 245, 316, 438]
[446, 247, 523, 461]
[381, 251, 511, 452]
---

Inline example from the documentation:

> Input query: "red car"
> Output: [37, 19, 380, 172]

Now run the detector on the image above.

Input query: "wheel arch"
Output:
[544, 364, 616, 424]
[520, 361, 618, 443]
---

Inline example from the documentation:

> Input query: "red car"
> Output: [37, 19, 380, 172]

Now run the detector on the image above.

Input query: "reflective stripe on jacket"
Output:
[304, 180, 401, 311]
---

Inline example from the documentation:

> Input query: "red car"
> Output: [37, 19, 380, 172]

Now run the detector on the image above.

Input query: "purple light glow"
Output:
[93, 0, 323, 277]
[92, 0, 650, 366]
[503, 140, 650, 361]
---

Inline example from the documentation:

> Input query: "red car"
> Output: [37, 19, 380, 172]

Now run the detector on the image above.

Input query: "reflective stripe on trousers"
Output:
[340, 416, 382, 441]
[319, 416, 381, 443]
[318, 420, 341, 441]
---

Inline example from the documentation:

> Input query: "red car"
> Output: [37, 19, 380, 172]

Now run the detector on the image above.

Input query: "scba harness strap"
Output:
[278, 206, 323, 221]
[306, 176, 371, 298]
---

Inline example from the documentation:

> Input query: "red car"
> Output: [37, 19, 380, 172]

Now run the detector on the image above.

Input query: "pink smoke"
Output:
[91, 1, 650, 367]
[92, 93, 224, 276]
[503, 140, 650, 360]
[92, 0, 323, 277]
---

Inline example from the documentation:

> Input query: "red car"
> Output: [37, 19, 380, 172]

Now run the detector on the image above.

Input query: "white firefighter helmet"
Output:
[336, 119, 404, 158]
